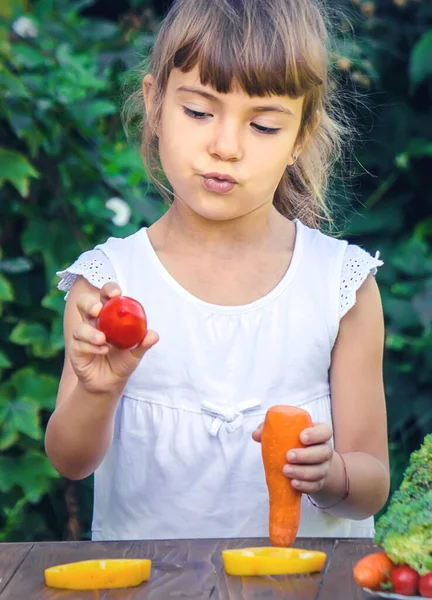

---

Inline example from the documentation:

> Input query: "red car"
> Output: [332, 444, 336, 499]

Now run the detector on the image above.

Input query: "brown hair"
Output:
[123, 0, 351, 230]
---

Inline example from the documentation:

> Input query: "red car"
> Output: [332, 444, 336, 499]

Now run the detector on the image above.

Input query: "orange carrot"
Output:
[261, 405, 313, 547]
[353, 552, 394, 590]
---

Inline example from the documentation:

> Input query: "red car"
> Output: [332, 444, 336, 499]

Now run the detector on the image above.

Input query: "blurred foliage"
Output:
[0, 0, 431, 541]
[334, 0, 432, 508]
[0, 0, 164, 541]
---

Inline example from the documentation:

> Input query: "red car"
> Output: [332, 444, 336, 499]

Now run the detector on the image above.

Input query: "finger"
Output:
[100, 282, 122, 303]
[300, 423, 333, 445]
[252, 422, 264, 443]
[283, 463, 330, 482]
[69, 340, 109, 358]
[130, 330, 159, 359]
[77, 293, 104, 325]
[286, 444, 333, 465]
[73, 322, 106, 346]
[289, 479, 326, 494]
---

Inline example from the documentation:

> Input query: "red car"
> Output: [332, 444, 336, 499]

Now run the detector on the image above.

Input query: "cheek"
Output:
[250, 146, 290, 185]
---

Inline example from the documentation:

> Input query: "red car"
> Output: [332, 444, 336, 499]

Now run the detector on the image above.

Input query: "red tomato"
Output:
[97, 296, 147, 350]
[390, 566, 419, 596]
[419, 572, 432, 598]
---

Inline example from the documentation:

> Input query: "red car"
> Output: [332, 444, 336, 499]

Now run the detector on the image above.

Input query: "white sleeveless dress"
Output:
[57, 219, 383, 541]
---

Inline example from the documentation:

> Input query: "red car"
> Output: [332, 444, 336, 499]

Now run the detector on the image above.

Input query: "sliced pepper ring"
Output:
[222, 547, 327, 577]
[44, 558, 152, 590]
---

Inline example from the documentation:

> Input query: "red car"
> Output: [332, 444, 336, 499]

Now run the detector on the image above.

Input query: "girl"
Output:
[45, 0, 390, 542]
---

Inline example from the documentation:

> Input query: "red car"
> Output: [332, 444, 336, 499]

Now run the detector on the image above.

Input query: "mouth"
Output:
[202, 173, 237, 194]
[203, 172, 237, 184]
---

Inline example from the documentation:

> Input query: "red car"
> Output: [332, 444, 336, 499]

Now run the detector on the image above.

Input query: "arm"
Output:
[307, 273, 390, 519]
[45, 277, 158, 480]
[45, 277, 124, 480]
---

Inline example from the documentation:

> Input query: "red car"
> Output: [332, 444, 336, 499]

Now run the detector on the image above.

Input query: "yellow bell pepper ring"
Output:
[44, 558, 152, 590]
[222, 547, 327, 577]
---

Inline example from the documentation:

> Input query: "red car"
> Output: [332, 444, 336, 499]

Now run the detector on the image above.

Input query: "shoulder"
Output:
[94, 228, 146, 257]
[295, 220, 384, 347]
[56, 228, 147, 299]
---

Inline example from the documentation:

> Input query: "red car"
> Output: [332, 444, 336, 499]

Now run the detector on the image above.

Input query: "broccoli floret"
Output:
[374, 434, 432, 575]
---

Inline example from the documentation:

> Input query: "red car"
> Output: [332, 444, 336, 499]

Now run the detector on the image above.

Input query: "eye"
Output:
[183, 107, 211, 119]
[252, 123, 281, 135]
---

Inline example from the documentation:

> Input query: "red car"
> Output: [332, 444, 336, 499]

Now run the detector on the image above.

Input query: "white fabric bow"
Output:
[201, 398, 262, 436]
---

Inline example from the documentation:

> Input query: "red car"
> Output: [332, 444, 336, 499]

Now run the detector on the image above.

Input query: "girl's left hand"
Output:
[252, 422, 334, 494]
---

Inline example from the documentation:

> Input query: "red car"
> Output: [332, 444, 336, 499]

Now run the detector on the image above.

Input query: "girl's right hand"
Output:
[68, 282, 159, 394]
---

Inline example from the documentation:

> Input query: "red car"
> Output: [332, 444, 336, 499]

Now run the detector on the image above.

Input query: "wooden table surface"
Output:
[0, 537, 379, 600]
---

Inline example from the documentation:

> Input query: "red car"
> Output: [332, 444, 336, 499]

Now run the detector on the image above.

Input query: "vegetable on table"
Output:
[222, 547, 327, 576]
[390, 565, 420, 596]
[261, 405, 313, 547]
[44, 559, 152, 590]
[374, 433, 432, 576]
[353, 551, 394, 590]
[419, 572, 432, 598]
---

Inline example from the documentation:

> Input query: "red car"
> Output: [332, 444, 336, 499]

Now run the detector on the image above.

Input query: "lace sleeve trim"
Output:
[340, 245, 383, 319]
[56, 249, 117, 300]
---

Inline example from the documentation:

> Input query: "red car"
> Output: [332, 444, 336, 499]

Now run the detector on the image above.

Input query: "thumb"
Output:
[130, 329, 159, 360]
[252, 422, 264, 443]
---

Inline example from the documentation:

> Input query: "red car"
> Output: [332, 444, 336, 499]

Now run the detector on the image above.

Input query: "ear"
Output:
[142, 74, 158, 136]
[289, 110, 321, 166]
[142, 73, 154, 112]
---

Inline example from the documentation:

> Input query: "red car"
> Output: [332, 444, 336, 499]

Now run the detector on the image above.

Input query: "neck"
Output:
[155, 199, 286, 256]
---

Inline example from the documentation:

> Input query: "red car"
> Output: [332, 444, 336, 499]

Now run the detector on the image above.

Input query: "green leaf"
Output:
[9, 322, 57, 358]
[347, 206, 403, 235]
[0, 423, 19, 451]
[391, 239, 432, 276]
[0, 456, 16, 492]
[409, 31, 432, 88]
[412, 288, 432, 330]
[382, 296, 421, 329]
[12, 44, 50, 69]
[18, 451, 60, 502]
[406, 138, 432, 159]
[0, 273, 14, 301]
[10, 367, 58, 410]
[41, 289, 66, 314]
[72, 99, 117, 126]
[7, 113, 44, 158]
[9, 321, 48, 346]
[0, 148, 39, 197]
[5, 400, 42, 440]
[79, 19, 120, 41]
[0, 350, 12, 369]
[0, 69, 29, 98]
[0, 452, 59, 501]
[50, 315, 65, 352]
[21, 219, 47, 255]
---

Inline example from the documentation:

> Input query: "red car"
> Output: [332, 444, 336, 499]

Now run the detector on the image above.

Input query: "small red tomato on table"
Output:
[97, 296, 147, 350]
[420, 572, 432, 598]
[390, 566, 419, 596]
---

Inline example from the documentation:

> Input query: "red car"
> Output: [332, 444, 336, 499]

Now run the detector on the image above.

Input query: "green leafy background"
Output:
[0, 0, 431, 541]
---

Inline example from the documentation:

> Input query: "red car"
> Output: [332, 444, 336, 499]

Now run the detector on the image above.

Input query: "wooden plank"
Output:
[0, 538, 372, 600]
[316, 538, 376, 600]
[105, 538, 230, 599]
[0, 538, 231, 600]
[212, 537, 336, 600]
[1, 540, 136, 600]
[0, 543, 33, 594]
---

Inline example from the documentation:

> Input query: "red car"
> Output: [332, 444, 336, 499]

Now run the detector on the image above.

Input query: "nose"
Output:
[208, 119, 243, 162]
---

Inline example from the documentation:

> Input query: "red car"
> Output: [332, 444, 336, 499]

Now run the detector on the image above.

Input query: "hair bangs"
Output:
[172, 15, 324, 99]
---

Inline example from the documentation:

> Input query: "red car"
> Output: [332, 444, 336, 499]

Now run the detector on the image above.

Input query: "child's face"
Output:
[145, 66, 304, 222]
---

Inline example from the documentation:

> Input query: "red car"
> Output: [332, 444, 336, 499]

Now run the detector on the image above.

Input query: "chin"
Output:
[188, 200, 244, 222]
[175, 188, 243, 221]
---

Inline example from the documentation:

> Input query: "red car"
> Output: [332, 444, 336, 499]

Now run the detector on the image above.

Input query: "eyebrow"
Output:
[176, 86, 294, 116]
